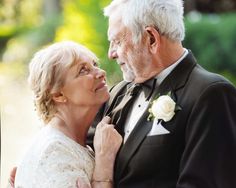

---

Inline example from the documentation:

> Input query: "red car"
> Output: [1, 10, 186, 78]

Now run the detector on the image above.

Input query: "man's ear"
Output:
[145, 26, 160, 54]
[52, 92, 67, 103]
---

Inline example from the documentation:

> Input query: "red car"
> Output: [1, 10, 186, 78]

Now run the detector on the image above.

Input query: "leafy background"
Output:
[1, 0, 236, 187]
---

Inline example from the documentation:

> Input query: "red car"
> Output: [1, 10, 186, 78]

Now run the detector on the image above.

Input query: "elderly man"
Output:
[94, 0, 236, 187]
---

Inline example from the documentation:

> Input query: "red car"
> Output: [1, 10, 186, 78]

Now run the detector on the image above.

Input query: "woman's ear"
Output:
[145, 26, 160, 54]
[52, 92, 67, 103]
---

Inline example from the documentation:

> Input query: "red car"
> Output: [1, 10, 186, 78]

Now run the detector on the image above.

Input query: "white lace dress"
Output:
[15, 126, 95, 188]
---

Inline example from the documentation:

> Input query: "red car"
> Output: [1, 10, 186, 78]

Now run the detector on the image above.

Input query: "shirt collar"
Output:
[155, 48, 188, 85]
[139, 48, 188, 100]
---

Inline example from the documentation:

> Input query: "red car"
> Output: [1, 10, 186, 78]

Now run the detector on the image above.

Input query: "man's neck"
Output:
[159, 38, 184, 67]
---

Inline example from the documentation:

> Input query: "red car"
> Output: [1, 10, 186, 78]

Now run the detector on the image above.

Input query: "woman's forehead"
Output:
[78, 53, 94, 62]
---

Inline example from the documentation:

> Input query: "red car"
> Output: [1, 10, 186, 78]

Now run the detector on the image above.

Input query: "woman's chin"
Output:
[95, 91, 110, 105]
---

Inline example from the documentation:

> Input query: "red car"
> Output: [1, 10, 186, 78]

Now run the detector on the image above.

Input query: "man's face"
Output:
[107, 17, 151, 83]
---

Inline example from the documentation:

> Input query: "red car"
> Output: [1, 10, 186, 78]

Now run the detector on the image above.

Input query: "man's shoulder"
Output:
[185, 64, 236, 98]
[191, 64, 233, 87]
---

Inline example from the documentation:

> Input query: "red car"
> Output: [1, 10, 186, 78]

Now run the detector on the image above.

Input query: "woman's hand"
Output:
[8, 166, 17, 188]
[93, 116, 122, 182]
[94, 116, 122, 159]
[76, 177, 91, 188]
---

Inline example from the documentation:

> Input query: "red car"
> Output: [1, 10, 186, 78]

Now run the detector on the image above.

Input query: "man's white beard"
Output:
[122, 64, 135, 82]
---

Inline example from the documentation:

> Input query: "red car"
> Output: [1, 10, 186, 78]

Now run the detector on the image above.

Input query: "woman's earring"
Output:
[63, 98, 67, 103]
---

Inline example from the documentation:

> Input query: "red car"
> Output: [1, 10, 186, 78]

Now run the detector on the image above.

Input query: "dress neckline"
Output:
[45, 125, 94, 155]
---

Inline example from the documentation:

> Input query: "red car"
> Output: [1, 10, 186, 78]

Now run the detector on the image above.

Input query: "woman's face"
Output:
[61, 54, 109, 107]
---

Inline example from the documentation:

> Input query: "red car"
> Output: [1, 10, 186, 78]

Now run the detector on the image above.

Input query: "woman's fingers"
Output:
[76, 177, 90, 188]
[94, 116, 122, 158]
[97, 116, 111, 128]
[8, 166, 17, 188]
[102, 116, 111, 124]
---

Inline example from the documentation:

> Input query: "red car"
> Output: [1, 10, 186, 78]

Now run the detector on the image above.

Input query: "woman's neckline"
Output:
[46, 125, 90, 151]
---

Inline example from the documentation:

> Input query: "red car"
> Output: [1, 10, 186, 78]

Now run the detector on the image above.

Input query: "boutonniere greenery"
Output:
[147, 91, 182, 122]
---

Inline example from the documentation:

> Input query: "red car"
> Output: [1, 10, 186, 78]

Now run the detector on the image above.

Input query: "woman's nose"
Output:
[95, 67, 106, 79]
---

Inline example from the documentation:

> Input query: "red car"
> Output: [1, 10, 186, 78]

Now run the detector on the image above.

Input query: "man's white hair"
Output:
[104, 0, 185, 43]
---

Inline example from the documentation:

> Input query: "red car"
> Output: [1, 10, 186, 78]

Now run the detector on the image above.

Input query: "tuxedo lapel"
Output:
[115, 111, 153, 179]
[158, 51, 197, 95]
[105, 83, 129, 117]
[115, 80, 161, 179]
[115, 51, 197, 180]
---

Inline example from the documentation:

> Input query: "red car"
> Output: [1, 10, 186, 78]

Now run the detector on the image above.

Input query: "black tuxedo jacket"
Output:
[89, 51, 236, 188]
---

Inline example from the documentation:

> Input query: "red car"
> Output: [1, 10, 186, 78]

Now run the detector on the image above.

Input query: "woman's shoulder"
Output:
[42, 126, 94, 157]
[27, 126, 71, 155]
[15, 126, 94, 188]
[34, 127, 94, 187]
[17, 126, 93, 169]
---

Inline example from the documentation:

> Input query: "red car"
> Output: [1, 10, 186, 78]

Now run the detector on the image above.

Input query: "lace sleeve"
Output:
[34, 141, 93, 188]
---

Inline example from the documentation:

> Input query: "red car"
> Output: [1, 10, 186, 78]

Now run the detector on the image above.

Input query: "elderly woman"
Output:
[14, 41, 122, 188]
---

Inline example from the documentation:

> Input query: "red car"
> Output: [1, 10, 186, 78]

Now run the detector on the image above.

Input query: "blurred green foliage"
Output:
[0, 0, 42, 52]
[0, 0, 62, 80]
[184, 13, 236, 85]
[0, 0, 235, 86]
[55, 0, 122, 85]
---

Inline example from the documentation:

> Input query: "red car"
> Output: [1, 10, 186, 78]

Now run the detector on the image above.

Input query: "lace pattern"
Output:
[15, 126, 95, 188]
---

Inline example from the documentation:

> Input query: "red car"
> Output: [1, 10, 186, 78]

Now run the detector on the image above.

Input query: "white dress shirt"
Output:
[123, 49, 188, 143]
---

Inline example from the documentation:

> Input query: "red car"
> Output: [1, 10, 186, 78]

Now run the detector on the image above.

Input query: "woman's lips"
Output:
[95, 82, 107, 91]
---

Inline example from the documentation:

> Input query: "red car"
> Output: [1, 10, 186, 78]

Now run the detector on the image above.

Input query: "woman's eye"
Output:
[80, 67, 89, 74]
[76, 66, 90, 76]
[93, 62, 99, 67]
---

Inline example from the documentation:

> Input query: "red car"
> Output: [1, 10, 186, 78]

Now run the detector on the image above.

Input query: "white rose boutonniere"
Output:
[147, 92, 181, 122]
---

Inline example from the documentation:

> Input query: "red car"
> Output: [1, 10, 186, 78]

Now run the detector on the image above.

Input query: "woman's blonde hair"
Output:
[28, 41, 98, 123]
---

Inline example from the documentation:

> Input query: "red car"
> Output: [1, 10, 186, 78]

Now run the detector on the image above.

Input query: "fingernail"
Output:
[103, 116, 111, 123]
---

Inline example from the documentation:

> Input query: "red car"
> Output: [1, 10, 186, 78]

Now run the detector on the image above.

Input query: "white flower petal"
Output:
[151, 95, 176, 122]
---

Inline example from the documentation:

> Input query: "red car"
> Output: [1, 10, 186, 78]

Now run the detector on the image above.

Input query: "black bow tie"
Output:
[127, 84, 142, 96]
[142, 78, 157, 101]
[107, 78, 157, 135]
